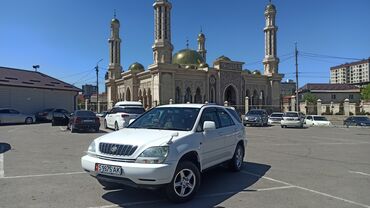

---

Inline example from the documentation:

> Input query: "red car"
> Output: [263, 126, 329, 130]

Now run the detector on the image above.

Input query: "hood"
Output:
[95, 128, 191, 147]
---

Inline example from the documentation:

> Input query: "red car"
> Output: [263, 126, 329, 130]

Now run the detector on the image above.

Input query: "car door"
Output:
[217, 108, 238, 160]
[106, 108, 116, 128]
[0, 109, 11, 123]
[306, 116, 313, 126]
[197, 107, 224, 169]
[9, 109, 22, 123]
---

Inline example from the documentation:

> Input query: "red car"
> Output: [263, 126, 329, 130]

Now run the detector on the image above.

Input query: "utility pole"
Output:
[95, 59, 103, 112]
[295, 43, 299, 112]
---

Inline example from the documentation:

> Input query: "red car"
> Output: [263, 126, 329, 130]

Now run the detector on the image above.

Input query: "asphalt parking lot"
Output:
[1, 123, 370, 208]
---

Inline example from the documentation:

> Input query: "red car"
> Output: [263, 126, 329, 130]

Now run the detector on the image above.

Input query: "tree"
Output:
[303, 93, 317, 104]
[361, 84, 370, 101]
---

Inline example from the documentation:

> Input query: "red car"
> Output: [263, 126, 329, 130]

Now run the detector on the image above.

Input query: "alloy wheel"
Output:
[173, 168, 196, 197]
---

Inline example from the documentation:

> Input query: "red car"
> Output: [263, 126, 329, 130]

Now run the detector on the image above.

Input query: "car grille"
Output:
[96, 155, 136, 162]
[99, 143, 138, 156]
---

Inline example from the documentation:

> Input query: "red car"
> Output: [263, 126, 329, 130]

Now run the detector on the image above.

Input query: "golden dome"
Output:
[172, 49, 205, 67]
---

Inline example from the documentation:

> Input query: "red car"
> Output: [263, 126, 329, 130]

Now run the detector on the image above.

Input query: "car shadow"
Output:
[100, 162, 270, 207]
[0, 143, 11, 154]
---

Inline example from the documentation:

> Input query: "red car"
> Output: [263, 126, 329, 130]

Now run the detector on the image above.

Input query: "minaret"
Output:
[152, 0, 173, 64]
[108, 11, 122, 80]
[263, 1, 279, 76]
[197, 29, 207, 62]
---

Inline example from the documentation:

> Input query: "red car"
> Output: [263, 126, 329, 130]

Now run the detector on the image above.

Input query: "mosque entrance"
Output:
[224, 85, 237, 106]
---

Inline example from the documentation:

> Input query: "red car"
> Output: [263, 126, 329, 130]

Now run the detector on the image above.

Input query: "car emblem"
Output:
[110, 146, 118, 153]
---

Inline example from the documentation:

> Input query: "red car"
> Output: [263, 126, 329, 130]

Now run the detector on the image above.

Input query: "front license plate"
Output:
[84, 120, 94, 123]
[95, 163, 122, 176]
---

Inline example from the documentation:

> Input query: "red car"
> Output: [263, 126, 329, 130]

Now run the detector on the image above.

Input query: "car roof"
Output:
[158, 103, 206, 108]
[114, 101, 142, 107]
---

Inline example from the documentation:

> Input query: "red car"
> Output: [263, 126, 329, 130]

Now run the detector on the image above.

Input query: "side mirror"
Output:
[203, 121, 216, 132]
[129, 119, 135, 125]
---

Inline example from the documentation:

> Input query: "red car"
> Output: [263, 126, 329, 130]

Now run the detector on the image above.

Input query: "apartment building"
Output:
[330, 58, 370, 86]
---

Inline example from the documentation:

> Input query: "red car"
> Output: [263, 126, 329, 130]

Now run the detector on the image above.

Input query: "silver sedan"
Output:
[0, 108, 35, 124]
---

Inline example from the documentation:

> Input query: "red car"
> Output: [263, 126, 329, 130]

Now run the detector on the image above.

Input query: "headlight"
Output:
[88, 141, 96, 153]
[136, 146, 169, 164]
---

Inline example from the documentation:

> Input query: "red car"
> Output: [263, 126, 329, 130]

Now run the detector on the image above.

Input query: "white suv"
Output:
[104, 105, 145, 131]
[81, 104, 247, 202]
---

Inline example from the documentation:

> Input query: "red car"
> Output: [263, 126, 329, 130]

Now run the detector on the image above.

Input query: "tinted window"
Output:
[270, 113, 283, 117]
[129, 107, 200, 131]
[9, 109, 19, 114]
[306, 116, 312, 120]
[353, 117, 369, 121]
[247, 110, 265, 115]
[116, 107, 145, 114]
[217, 109, 235, 127]
[313, 116, 327, 121]
[198, 108, 220, 131]
[0, 109, 10, 114]
[75, 111, 96, 117]
[226, 108, 241, 123]
[284, 112, 299, 117]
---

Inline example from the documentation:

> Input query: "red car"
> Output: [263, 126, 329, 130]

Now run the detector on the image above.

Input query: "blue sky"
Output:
[1, 0, 369, 92]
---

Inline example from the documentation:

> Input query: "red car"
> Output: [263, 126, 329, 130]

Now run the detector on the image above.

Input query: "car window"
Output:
[129, 107, 199, 131]
[116, 107, 145, 114]
[0, 109, 10, 114]
[75, 111, 96, 117]
[217, 109, 235, 128]
[314, 116, 327, 121]
[110, 108, 117, 114]
[247, 110, 263, 115]
[197, 108, 220, 131]
[270, 113, 283, 117]
[284, 112, 299, 117]
[306, 116, 312, 120]
[226, 108, 241, 123]
[9, 109, 19, 114]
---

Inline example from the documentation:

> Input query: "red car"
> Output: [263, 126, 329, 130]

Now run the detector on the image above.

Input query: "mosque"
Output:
[105, 0, 283, 112]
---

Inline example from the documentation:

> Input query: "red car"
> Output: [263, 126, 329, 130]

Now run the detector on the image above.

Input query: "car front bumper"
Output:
[81, 155, 175, 187]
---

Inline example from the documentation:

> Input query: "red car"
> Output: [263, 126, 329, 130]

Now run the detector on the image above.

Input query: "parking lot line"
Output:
[1, 171, 85, 179]
[349, 171, 370, 177]
[87, 200, 164, 208]
[242, 170, 370, 208]
[0, 153, 4, 178]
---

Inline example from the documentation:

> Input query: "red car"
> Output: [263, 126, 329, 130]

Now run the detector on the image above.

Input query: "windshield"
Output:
[247, 110, 263, 115]
[117, 107, 145, 114]
[128, 107, 200, 131]
[270, 113, 283, 117]
[353, 117, 370, 121]
[75, 111, 96, 117]
[313, 116, 327, 121]
[284, 112, 299, 117]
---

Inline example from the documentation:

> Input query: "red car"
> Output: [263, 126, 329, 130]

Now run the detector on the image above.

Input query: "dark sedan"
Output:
[68, 110, 100, 133]
[36, 108, 69, 122]
[343, 116, 370, 127]
[243, 109, 268, 126]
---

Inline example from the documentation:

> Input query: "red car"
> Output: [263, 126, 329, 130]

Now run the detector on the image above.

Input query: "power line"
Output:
[300, 52, 362, 61]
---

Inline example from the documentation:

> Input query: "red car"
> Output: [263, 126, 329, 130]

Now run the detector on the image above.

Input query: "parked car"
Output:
[104, 105, 145, 131]
[36, 108, 69, 122]
[68, 110, 100, 133]
[343, 116, 370, 127]
[81, 104, 247, 202]
[243, 109, 268, 126]
[305, 115, 332, 126]
[35, 108, 55, 122]
[268, 112, 284, 125]
[281, 111, 304, 128]
[0, 108, 35, 124]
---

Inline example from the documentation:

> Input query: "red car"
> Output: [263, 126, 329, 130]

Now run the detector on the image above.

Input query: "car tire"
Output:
[97, 179, 122, 190]
[104, 120, 108, 129]
[229, 143, 244, 172]
[165, 161, 200, 203]
[25, 117, 33, 124]
[281, 125, 285, 128]
[114, 122, 119, 131]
